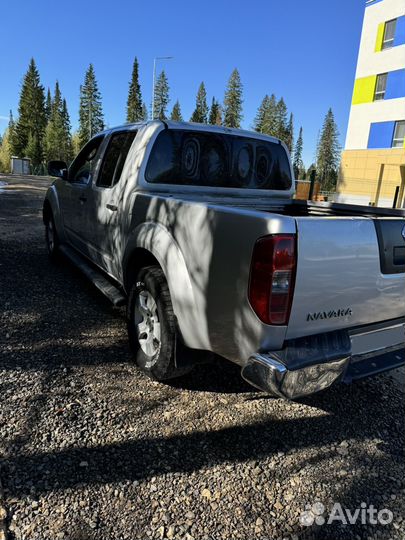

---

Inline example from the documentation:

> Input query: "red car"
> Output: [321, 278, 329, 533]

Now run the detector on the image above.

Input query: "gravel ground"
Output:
[0, 174, 404, 540]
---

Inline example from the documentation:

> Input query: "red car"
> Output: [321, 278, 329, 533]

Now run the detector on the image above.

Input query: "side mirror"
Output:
[48, 160, 68, 180]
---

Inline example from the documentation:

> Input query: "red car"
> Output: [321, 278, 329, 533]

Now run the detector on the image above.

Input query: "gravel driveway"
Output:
[0, 174, 404, 540]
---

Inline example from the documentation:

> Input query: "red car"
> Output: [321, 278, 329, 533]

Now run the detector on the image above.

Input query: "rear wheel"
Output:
[127, 265, 190, 380]
[44, 212, 59, 261]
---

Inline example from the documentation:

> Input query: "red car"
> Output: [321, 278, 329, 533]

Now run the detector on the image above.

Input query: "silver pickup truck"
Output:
[43, 120, 405, 399]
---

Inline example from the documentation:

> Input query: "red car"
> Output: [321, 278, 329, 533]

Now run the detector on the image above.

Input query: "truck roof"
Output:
[99, 120, 282, 146]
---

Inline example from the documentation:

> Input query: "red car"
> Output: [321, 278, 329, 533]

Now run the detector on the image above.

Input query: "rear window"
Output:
[145, 129, 292, 190]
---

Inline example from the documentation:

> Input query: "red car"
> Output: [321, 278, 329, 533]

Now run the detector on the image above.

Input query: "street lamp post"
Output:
[152, 56, 173, 120]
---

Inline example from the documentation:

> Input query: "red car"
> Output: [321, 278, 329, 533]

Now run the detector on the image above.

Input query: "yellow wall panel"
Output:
[375, 22, 384, 52]
[352, 76, 377, 104]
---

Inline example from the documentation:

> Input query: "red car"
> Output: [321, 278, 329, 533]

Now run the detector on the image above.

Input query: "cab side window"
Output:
[69, 136, 104, 184]
[96, 131, 137, 188]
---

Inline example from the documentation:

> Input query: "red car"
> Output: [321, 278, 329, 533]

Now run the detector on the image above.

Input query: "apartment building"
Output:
[337, 0, 405, 207]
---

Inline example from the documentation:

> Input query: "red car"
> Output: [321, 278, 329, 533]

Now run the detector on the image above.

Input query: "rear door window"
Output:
[69, 135, 104, 184]
[145, 129, 292, 190]
[96, 130, 137, 188]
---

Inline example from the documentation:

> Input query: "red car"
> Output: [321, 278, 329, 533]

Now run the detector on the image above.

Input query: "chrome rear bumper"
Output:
[242, 353, 349, 400]
[242, 327, 405, 400]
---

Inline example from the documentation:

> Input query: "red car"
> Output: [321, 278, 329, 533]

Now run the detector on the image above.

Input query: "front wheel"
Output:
[127, 265, 190, 380]
[44, 212, 59, 261]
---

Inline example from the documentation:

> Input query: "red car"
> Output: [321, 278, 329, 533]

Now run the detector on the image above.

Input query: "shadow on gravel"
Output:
[3, 378, 402, 488]
[167, 357, 254, 394]
[3, 378, 403, 539]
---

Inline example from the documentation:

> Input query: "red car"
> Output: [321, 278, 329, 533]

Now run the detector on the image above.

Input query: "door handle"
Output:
[106, 204, 118, 212]
[79, 196, 87, 203]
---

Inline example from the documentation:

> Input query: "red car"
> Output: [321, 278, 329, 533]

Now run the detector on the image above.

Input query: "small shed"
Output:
[11, 157, 31, 175]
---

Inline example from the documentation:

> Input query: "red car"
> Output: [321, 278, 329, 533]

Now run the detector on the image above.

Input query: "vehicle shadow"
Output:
[2, 373, 403, 539]
[167, 354, 255, 394]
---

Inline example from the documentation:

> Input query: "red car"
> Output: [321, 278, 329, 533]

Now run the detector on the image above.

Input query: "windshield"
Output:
[145, 129, 292, 190]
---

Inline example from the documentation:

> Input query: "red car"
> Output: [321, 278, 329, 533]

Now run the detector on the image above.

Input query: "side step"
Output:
[59, 245, 126, 306]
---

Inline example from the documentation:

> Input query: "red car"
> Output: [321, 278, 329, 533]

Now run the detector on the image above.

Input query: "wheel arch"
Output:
[42, 186, 66, 243]
[123, 222, 209, 350]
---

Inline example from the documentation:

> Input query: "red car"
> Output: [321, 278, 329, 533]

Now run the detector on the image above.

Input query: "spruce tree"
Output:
[208, 97, 222, 125]
[79, 64, 104, 147]
[285, 112, 294, 153]
[253, 94, 277, 136]
[223, 68, 243, 128]
[45, 88, 52, 122]
[153, 70, 170, 120]
[274, 97, 288, 141]
[262, 94, 277, 136]
[170, 100, 183, 121]
[61, 98, 73, 163]
[71, 132, 81, 156]
[12, 58, 46, 167]
[0, 132, 12, 172]
[141, 103, 148, 121]
[293, 127, 304, 179]
[126, 57, 143, 123]
[190, 82, 208, 123]
[253, 95, 270, 132]
[44, 83, 73, 163]
[0, 112, 14, 172]
[8, 110, 15, 140]
[316, 108, 341, 190]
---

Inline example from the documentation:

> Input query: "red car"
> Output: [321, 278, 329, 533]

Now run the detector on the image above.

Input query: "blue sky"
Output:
[1, 0, 365, 166]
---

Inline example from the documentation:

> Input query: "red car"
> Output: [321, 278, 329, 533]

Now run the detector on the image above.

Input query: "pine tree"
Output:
[190, 82, 208, 123]
[293, 127, 304, 179]
[170, 100, 183, 121]
[12, 58, 46, 167]
[126, 57, 143, 123]
[316, 108, 341, 190]
[153, 70, 170, 120]
[78, 64, 104, 147]
[223, 68, 243, 128]
[208, 97, 222, 125]
[285, 112, 294, 153]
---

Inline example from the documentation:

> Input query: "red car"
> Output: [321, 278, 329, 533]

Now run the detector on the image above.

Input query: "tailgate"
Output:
[286, 217, 405, 339]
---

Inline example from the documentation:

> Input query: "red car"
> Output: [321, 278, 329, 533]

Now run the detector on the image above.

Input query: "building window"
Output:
[392, 121, 405, 148]
[382, 19, 397, 50]
[374, 73, 388, 101]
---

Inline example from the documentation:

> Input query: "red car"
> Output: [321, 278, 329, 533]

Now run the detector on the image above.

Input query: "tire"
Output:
[44, 211, 59, 261]
[127, 265, 189, 381]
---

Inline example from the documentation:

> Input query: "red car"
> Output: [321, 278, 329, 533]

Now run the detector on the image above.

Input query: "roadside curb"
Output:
[0, 473, 7, 540]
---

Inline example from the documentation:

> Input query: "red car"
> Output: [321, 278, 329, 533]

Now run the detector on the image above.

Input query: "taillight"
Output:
[248, 234, 296, 325]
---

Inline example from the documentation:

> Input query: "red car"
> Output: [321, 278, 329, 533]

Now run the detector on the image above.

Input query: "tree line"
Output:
[0, 57, 340, 189]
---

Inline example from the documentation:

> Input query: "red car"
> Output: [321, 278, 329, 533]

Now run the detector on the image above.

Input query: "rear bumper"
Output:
[344, 345, 405, 383]
[241, 327, 405, 400]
